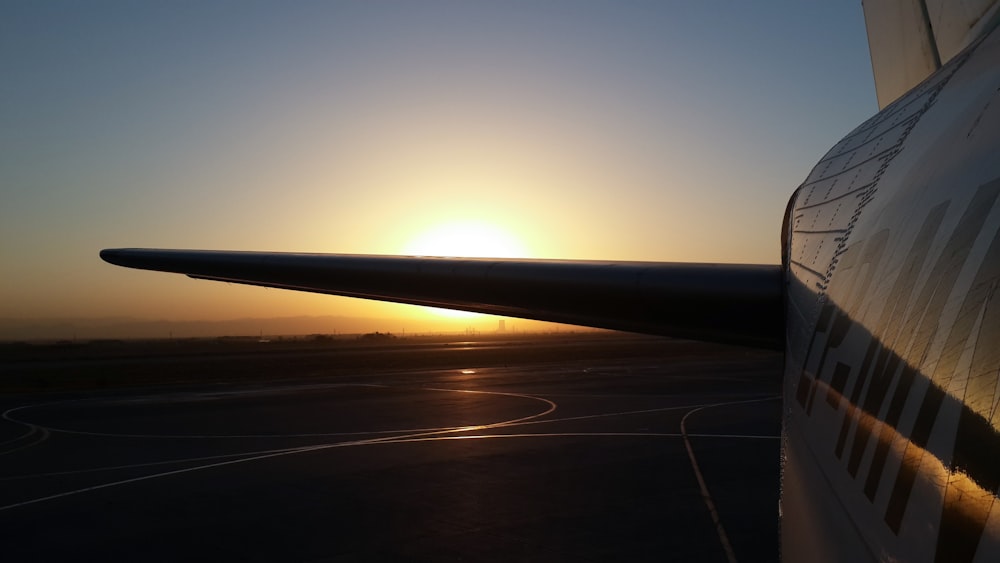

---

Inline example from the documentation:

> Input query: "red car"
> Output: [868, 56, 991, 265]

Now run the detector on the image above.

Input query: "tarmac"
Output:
[0, 336, 782, 562]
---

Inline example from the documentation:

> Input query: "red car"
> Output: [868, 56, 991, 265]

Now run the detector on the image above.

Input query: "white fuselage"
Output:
[781, 23, 1000, 563]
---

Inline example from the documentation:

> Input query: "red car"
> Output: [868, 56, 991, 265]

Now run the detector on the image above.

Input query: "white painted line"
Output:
[0, 406, 51, 457]
[369, 432, 779, 442]
[0, 426, 37, 448]
[4, 385, 557, 440]
[0, 387, 559, 512]
[679, 395, 777, 563]
[0, 384, 777, 518]
[0, 446, 308, 482]
[0, 426, 49, 457]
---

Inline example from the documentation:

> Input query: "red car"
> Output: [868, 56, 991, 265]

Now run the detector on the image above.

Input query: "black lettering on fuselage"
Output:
[796, 179, 1000, 562]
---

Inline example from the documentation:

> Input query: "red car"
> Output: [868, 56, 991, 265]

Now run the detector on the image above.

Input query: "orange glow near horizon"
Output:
[0, 3, 876, 338]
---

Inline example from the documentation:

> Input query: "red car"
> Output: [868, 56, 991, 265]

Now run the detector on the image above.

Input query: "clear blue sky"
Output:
[0, 1, 877, 328]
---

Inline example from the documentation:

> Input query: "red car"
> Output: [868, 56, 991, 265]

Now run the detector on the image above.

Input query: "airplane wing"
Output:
[100, 249, 784, 349]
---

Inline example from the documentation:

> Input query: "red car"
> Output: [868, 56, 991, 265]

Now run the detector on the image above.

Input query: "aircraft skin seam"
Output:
[785, 30, 994, 562]
[821, 33, 975, 295]
[814, 114, 920, 166]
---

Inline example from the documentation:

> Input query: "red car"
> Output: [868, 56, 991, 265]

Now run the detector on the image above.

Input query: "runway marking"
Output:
[0, 406, 51, 457]
[0, 386, 558, 512]
[5, 396, 747, 440]
[0, 426, 36, 448]
[0, 386, 777, 515]
[0, 425, 779, 511]
[0, 446, 307, 482]
[15, 425, 462, 440]
[0, 426, 50, 457]
[370, 432, 779, 442]
[680, 396, 777, 563]
[0, 441, 361, 512]
[1, 384, 556, 440]
[419, 386, 558, 427]
[0, 430, 779, 483]
[505, 399, 771, 428]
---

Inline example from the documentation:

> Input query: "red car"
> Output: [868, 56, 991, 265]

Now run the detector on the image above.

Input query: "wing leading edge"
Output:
[100, 248, 784, 349]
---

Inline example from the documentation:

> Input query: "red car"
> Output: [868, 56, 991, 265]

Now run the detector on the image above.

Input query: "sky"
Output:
[0, 1, 878, 335]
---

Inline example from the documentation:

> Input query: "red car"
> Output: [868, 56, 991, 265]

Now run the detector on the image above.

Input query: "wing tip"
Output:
[100, 248, 133, 266]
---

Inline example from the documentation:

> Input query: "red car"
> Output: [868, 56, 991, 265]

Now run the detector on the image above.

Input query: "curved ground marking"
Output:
[2, 385, 556, 440]
[0, 426, 50, 457]
[364, 431, 779, 443]
[0, 391, 775, 473]
[0, 430, 780, 483]
[0, 407, 51, 457]
[0, 445, 309, 482]
[680, 395, 779, 563]
[0, 387, 557, 512]
[0, 409, 777, 485]
[0, 390, 774, 512]
[503, 394, 776, 429]
[418, 386, 557, 428]
[0, 426, 36, 448]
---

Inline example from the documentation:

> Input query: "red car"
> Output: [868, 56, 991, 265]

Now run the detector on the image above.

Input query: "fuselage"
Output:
[781, 23, 1000, 563]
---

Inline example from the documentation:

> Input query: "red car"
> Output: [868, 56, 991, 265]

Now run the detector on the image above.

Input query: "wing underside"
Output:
[100, 249, 784, 349]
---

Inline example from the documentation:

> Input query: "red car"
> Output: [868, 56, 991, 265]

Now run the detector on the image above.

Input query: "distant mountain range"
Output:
[0, 315, 559, 341]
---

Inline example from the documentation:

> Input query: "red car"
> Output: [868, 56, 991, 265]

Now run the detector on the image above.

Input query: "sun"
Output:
[402, 220, 527, 258]
[403, 220, 529, 318]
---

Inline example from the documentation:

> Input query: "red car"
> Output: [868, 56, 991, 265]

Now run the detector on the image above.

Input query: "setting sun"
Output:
[402, 220, 529, 259]
[402, 220, 529, 318]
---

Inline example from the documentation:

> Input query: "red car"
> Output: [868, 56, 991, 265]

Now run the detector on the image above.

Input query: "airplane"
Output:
[101, 3, 1000, 562]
